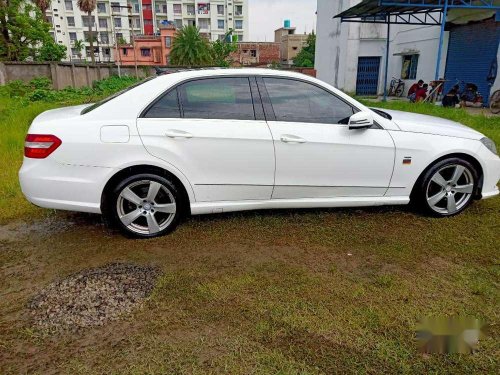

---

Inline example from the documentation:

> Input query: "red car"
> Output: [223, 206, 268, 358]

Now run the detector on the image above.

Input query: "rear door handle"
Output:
[280, 135, 306, 144]
[165, 129, 193, 139]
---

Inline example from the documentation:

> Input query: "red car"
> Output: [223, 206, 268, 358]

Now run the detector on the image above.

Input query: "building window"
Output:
[165, 36, 172, 48]
[114, 18, 122, 28]
[67, 16, 75, 27]
[122, 48, 128, 56]
[84, 31, 97, 42]
[132, 1, 140, 13]
[217, 4, 224, 15]
[98, 18, 107, 28]
[134, 18, 141, 28]
[47, 16, 53, 24]
[251, 50, 257, 58]
[142, 4, 151, 10]
[162, 4, 167, 13]
[187, 19, 196, 27]
[141, 48, 151, 57]
[235, 20, 243, 29]
[174, 19, 183, 29]
[235, 5, 243, 16]
[65, 0, 73, 11]
[198, 3, 210, 14]
[237, 34, 243, 41]
[199, 19, 209, 30]
[218, 20, 224, 29]
[104, 47, 110, 56]
[49, 31, 55, 40]
[187, 4, 195, 15]
[173, 4, 181, 15]
[116, 32, 123, 41]
[81, 16, 93, 27]
[97, 2, 106, 13]
[401, 54, 419, 80]
[71, 47, 79, 56]
[69, 32, 77, 41]
[111, 2, 120, 13]
[100, 32, 109, 44]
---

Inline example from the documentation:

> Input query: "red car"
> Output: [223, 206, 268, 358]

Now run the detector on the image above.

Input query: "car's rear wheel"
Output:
[108, 173, 183, 238]
[413, 158, 478, 217]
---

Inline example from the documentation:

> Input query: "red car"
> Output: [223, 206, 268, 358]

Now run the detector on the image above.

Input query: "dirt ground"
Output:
[1, 201, 499, 374]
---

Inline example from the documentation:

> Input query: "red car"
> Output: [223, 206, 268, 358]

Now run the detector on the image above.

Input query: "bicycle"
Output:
[388, 77, 405, 97]
[490, 89, 500, 114]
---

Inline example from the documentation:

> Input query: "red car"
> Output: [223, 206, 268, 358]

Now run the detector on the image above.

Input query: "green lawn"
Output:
[0, 92, 499, 374]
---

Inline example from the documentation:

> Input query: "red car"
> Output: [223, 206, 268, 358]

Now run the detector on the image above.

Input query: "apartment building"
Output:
[46, 0, 134, 62]
[46, 0, 248, 63]
[274, 22, 308, 67]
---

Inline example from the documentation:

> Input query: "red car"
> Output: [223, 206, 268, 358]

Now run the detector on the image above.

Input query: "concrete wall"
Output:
[0, 62, 154, 89]
[315, 0, 447, 95]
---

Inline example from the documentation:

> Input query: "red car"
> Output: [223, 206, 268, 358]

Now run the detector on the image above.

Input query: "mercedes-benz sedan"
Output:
[20, 69, 500, 238]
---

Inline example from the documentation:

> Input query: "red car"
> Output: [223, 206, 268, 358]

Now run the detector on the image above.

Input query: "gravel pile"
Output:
[29, 263, 160, 330]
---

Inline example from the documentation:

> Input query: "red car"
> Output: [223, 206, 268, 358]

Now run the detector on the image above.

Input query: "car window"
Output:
[143, 89, 181, 118]
[179, 77, 255, 120]
[263, 78, 354, 124]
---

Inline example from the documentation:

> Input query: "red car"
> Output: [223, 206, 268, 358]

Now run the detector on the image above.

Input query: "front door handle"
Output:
[280, 134, 306, 144]
[165, 129, 193, 139]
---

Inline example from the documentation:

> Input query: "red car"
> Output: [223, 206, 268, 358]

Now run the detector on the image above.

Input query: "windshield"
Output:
[81, 76, 156, 115]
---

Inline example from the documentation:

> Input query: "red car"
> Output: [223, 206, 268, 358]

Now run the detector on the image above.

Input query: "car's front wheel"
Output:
[413, 158, 478, 217]
[108, 173, 183, 238]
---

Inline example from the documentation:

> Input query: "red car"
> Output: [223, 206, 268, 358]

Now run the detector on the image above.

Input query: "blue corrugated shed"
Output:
[444, 17, 500, 105]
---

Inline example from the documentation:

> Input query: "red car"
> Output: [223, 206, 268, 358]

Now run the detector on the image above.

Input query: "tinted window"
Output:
[263, 78, 354, 124]
[179, 78, 255, 120]
[143, 89, 181, 118]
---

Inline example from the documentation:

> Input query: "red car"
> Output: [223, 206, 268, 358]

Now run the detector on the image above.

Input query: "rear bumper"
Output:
[19, 157, 113, 214]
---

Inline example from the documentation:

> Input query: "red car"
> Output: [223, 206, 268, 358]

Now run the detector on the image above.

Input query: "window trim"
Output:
[256, 76, 360, 125]
[139, 75, 265, 120]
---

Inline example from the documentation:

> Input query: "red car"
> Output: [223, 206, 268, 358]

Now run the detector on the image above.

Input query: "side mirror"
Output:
[348, 111, 374, 130]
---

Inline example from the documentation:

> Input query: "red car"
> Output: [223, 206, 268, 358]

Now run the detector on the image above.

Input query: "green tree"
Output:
[77, 0, 96, 64]
[170, 25, 211, 67]
[33, 0, 50, 21]
[210, 29, 237, 67]
[293, 32, 315, 68]
[73, 39, 84, 60]
[0, 0, 54, 61]
[37, 39, 67, 61]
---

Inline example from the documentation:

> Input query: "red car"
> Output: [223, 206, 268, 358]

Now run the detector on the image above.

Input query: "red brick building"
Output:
[115, 25, 176, 66]
[231, 42, 281, 66]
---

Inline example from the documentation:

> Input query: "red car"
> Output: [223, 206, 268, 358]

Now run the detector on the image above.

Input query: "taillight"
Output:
[24, 134, 62, 159]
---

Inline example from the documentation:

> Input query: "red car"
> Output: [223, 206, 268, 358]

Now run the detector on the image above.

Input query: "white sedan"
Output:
[19, 69, 500, 238]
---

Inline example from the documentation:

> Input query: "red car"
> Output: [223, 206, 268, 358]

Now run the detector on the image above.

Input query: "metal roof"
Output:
[335, 0, 500, 26]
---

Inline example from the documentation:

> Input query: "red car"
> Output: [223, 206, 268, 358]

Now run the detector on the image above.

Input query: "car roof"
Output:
[155, 68, 313, 82]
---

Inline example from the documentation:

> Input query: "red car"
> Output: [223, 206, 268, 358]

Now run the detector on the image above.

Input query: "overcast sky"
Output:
[248, 0, 317, 41]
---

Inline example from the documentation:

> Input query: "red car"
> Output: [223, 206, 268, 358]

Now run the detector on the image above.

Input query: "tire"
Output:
[490, 90, 500, 114]
[396, 83, 405, 97]
[411, 158, 478, 217]
[106, 173, 184, 238]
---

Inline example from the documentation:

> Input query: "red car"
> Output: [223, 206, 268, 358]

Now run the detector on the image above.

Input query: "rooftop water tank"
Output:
[284, 19, 291, 28]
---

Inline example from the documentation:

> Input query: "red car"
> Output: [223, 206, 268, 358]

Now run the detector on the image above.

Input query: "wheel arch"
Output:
[410, 152, 484, 199]
[101, 164, 192, 216]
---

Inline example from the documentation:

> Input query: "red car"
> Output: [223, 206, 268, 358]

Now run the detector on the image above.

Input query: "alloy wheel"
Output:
[426, 164, 474, 215]
[116, 179, 177, 235]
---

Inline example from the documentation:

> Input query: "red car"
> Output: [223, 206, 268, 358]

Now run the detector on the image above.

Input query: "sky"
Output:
[248, 0, 317, 42]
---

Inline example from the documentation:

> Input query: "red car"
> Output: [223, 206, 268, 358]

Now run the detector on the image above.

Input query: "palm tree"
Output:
[33, 0, 50, 21]
[170, 26, 211, 67]
[77, 0, 97, 64]
[73, 39, 85, 60]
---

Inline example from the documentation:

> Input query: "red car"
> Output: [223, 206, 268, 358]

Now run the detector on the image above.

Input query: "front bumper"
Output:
[478, 146, 500, 200]
[19, 157, 113, 214]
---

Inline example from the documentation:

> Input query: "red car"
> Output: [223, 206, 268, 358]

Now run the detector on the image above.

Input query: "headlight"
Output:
[480, 137, 497, 155]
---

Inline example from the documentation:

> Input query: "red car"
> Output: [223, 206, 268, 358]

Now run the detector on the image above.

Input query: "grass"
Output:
[0, 92, 499, 374]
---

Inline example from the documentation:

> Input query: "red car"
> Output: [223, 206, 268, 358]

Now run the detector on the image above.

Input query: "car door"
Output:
[259, 77, 395, 199]
[137, 76, 275, 202]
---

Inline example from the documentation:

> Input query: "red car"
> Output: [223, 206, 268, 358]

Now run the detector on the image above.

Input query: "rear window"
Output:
[81, 77, 155, 115]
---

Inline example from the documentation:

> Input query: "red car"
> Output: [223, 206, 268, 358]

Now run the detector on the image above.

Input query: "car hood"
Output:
[33, 104, 91, 124]
[379, 109, 484, 140]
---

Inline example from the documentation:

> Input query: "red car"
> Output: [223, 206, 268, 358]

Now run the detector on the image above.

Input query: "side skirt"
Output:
[190, 196, 410, 215]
